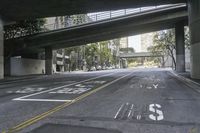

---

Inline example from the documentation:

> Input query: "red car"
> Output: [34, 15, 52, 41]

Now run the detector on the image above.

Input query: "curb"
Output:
[170, 71, 200, 93]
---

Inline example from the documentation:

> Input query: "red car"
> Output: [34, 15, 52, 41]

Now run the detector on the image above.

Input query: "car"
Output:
[89, 66, 96, 71]
[96, 65, 102, 70]
[102, 65, 106, 70]
[115, 65, 120, 69]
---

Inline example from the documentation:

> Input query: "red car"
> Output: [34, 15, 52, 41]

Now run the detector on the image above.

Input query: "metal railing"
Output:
[42, 4, 185, 32]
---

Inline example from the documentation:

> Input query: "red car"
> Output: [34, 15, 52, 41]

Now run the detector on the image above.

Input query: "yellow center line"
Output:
[4, 72, 132, 133]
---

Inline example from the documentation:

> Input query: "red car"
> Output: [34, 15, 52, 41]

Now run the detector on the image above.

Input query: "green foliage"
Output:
[64, 39, 120, 69]
[184, 27, 190, 49]
[64, 46, 81, 56]
[99, 41, 112, 64]
[148, 29, 176, 67]
[4, 19, 46, 39]
[85, 43, 99, 66]
[71, 14, 87, 25]
[148, 28, 190, 68]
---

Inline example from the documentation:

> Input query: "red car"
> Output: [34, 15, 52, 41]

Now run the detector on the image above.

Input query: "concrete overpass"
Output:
[1, 0, 200, 80]
[6, 4, 187, 55]
[119, 52, 163, 58]
[4, 4, 187, 76]
[1, 0, 185, 23]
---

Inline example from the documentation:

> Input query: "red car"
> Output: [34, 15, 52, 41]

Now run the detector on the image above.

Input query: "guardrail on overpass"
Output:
[43, 4, 184, 31]
[119, 52, 163, 58]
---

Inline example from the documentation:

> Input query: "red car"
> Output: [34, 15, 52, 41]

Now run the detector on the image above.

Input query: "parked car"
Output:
[89, 66, 96, 71]
[102, 65, 106, 70]
[96, 65, 102, 70]
[116, 65, 120, 69]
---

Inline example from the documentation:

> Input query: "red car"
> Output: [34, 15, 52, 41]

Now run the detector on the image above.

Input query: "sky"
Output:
[128, 35, 141, 52]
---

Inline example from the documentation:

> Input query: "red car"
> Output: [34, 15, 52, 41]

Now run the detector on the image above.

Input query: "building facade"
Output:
[141, 33, 155, 52]
[119, 37, 128, 48]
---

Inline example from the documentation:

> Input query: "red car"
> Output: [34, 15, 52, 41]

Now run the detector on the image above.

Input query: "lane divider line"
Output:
[13, 98, 74, 102]
[5, 72, 132, 133]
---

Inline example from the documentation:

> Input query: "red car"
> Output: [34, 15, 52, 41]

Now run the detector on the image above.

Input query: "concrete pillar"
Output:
[4, 57, 11, 76]
[188, 0, 200, 79]
[45, 47, 53, 75]
[175, 22, 185, 72]
[0, 17, 4, 79]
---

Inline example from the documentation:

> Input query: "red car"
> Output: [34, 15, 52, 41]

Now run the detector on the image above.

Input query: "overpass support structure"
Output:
[45, 47, 53, 75]
[0, 17, 3, 79]
[188, 0, 200, 79]
[175, 22, 185, 72]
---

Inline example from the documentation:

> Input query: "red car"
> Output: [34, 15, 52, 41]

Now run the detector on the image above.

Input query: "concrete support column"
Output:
[0, 17, 4, 79]
[45, 47, 53, 75]
[188, 0, 200, 79]
[175, 22, 185, 72]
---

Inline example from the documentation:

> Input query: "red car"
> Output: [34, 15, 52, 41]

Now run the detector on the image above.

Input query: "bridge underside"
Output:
[5, 5, 187, 57]
[2, 0, 200, 80]
[1, 0, 185, 23]
[119, 52, 163, 58]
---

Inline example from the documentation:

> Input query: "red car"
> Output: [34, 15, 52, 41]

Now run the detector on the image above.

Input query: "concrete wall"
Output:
[0, 18, 3, 79]
[10, 57, 45, 76]
[185, 48, 191, 71]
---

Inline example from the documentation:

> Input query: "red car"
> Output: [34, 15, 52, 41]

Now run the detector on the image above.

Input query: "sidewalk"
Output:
[176, 71, 200, 85]
[170, 71, 200, 93]
[0, 74, 47, 84]
[0, 70, 87, 83]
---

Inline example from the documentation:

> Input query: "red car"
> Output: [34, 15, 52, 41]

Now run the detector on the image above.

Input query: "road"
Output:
[0, 68, 200, 133]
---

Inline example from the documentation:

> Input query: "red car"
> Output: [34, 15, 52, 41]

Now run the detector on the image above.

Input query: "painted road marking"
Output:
[114, 103, 125, 119]
[153, 84, 158, 89]
[114, 103, 136, 120]
[12, 73, 115, 101]
[49, 81, 105, 94]
[7, 81, 76, 94]
[136, 115, 142, 120]
[13, 98, 74, 102]
[149, 104, 164, 121]
[114, 103, 164, 121]
[128, 104, 134, 118]
[49, 87, 91, 94]
[146, 86, 152, 89]
[7, 87, 46, 94]
[6, 72, 132, 133]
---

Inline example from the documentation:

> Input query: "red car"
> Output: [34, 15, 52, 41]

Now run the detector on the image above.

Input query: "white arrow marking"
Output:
[153, 84, 158, 89]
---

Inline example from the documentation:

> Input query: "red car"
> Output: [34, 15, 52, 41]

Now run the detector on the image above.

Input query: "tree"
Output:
[112, 39, 121, 66]
[85, 43, 99, 67]
[99, 41, 113, 66]
[148, 27, 190, 68]
[4, 18, 46, 39]
[64, 46, 83, 71]
[64, 14, 89, 27]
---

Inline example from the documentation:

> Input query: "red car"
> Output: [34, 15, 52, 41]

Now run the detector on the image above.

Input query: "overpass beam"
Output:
[188, 0, 200, 79]
[45, 47, 53, 75]
[0, 17, 4, 79]
[175, 21, 185, 72]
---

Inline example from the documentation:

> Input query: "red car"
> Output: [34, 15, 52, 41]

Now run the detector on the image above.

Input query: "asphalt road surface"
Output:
[0, 68, 200, 133]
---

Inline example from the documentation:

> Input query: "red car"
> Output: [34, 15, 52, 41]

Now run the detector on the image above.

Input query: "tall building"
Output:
[141, 33, 155, 52]
[119, 37, 128, 48]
